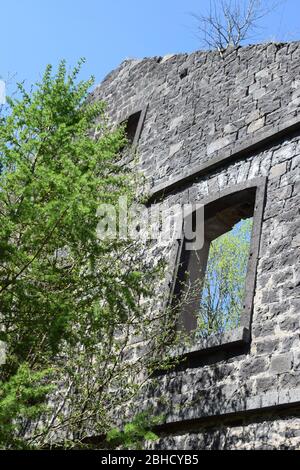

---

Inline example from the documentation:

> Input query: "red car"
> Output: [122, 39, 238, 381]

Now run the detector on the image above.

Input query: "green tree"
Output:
[197, 218, 253, 337]
[107, 411, 162, 450]
[0, 61, 174, 449]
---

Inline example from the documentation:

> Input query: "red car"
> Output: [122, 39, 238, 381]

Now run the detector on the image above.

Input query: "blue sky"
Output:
[1, 0, 300, 92]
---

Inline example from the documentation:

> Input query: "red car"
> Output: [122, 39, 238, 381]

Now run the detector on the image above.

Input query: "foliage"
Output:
[0, 60, 176, 448]
[107, 411, 162, 450]
[0, 364, 54, 449]
[197, 218, 253, 337]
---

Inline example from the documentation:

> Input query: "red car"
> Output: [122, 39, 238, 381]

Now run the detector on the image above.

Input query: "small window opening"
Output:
[180, 68, 188, 79]
[124, 111, 142, 146]
[175, 188, 256, 338]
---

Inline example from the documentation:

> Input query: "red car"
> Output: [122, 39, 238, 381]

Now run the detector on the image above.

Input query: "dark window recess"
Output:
[174, 187, 257, 337]
[123, 111, 142, 146]
[180, 68, 188, 79]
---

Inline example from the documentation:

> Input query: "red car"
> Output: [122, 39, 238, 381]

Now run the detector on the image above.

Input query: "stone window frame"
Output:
[119, 104, 148, 150]
[168, 177, 267, 360]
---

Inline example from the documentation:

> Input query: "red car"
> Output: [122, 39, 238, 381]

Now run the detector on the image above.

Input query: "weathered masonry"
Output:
[92, 42, 300, 450]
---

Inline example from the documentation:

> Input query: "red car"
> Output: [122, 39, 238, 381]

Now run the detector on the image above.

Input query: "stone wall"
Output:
[93, 42, 300, 450]
[150, 415, 300, 450]
[92, 42, 300, 189]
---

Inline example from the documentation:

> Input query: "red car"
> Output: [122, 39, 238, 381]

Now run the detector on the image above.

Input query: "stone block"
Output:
[270, 162, 287, 178]
[247, 117, 265, 134]
[207, 136, 233, 155]
[270, 353, 293, 375]
[169, 141, 183, 157]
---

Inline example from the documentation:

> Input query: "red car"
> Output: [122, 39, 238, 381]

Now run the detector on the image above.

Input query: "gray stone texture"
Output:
[94, 42, 300, 450]
[147, 416, 300, 450]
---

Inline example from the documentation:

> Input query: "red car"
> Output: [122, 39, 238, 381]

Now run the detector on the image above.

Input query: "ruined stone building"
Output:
[92, 42, 300, 450]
